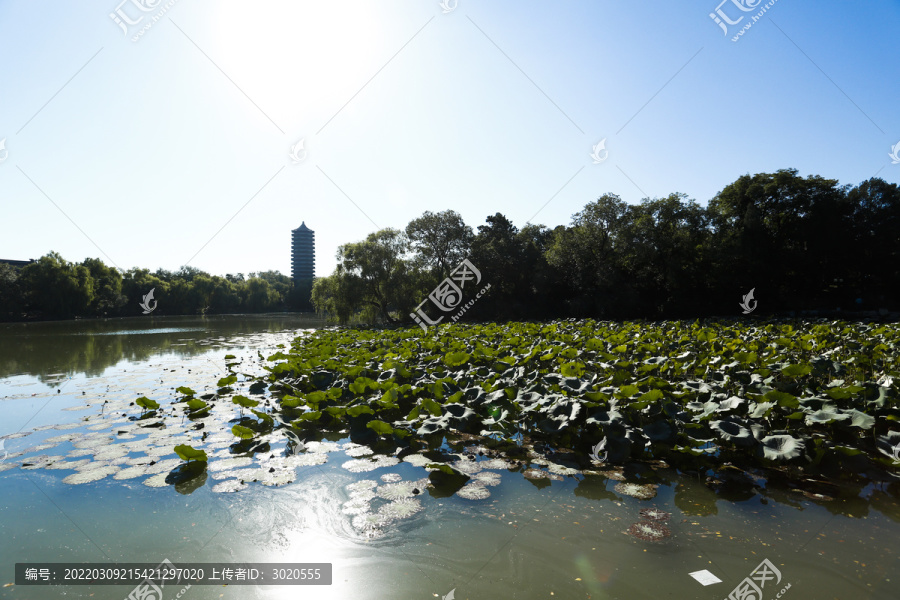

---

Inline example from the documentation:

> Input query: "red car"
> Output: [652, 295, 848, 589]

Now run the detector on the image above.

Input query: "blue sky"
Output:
[1, 0, 898, 278]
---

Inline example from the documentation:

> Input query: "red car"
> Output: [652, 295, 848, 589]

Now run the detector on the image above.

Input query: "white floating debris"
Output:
[688, 570, 722, 586]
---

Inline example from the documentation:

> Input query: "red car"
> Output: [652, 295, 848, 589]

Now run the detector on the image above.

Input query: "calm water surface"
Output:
[0, 316, 897, 599]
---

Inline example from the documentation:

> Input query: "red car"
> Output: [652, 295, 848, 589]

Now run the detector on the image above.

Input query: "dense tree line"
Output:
[0, 254, 302, 321]
[2, 169, 896, 324]
[312, 169, 899, 324]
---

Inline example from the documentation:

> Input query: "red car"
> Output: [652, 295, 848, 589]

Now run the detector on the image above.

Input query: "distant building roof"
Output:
[0, 259, 34, 268]
[293, 221, 313, 233]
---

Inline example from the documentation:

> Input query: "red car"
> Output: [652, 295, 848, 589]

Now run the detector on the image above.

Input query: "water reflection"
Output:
[0, 314, 326, 381]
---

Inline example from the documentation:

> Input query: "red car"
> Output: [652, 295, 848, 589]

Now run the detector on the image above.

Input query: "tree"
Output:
[18, 252, 94, 318]
[0, 263, 23, 320]
[405, 210, 474, 281]
[468, 214, 518, 315]
[326, 229, 417, 324]
[845, 178, 900, 303]
[707, 169, 847, 311]
[245, 278, 281, 312]
[122, 268, 168, 315]
[546, 194, 630, 316]
[81, 257, 125, 316]
[616, 194, 711, 316]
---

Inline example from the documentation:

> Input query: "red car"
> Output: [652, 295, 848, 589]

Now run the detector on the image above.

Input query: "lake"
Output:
[0, 315, 897, 599]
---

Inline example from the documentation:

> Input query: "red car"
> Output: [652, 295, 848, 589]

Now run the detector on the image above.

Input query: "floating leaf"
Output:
[760, 435, 806, 461]
[781, 364, 812, 378]
[136, 397, 159, 411]
[443, 351, 471, 368]
[232, 395, 259, 409]
[231, 425, 255, 439]
[366, 420, 393, 436]
[764, 390, 799, 409]
[185, 399, 208, 412]
[174, 444, 208, 462]
[217, 375, 238, 387]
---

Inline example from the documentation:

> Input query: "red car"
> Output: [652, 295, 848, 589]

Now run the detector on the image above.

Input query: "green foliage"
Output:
[174, 444, 208, 462]
[231, 425, 255, 439]
[135, 397, 159, 411]
[366, 419, 393, 436]
[252, 318, 900, 476]
[217, 375, 238, 388]
[232, 395, 259, 409]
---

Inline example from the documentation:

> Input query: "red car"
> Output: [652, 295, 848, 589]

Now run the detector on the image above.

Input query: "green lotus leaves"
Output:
[366, 420, 393, 436]
[231, 425, 255, 439]
[804, 409, 849, 426]
[617, 384, 640, 398]
[560, 361, 586, 377]
[176, 386, 196, 397]
[764, 390, 799, 409]
[348, 377, 377, 395]
[710, 420, 755, 446]
[643, 420, 676, 442]
[782, 364, 812, 378]
[250, 409, 274, 426]
[293, 411, 322, 423]
[281, 396, 303, 408]
[842, 408, 875, 429]
[824, 385, 864, 400]
[232, 395, 259, 409]
[135, 397, 159, 411]
[184, 399, 208, 415]
[442, 351, 471, 368]
[217, 375, 238, 387]
[242, 319, 900, 476]
[759, 434, 806, 461]
[174, 444, 208, 462]
[347, 405, 375, 417]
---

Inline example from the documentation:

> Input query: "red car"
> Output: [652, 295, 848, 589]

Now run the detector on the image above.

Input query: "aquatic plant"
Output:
[639, 507, 671, 521]
[379, 497, 423, 519]
[456, 482, 491, 500]
[614, 482, 658, 500]
[249, 319, 900, 484]
[627, 521, 671, 541]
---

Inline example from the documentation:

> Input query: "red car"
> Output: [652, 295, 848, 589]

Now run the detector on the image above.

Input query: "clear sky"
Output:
[1, 0, 898, 278]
